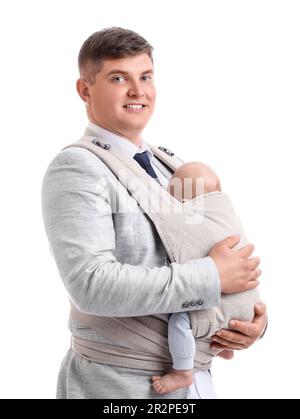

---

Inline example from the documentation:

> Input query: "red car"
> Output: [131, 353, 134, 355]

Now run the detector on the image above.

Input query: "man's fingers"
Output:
[210, 343, 227, 351]
[254, 302, 267, 317]
[216, 349, 234, 360]
[227, 319, 258, 337]
[247, 256, 261, 271]
[211, 341, 244, 350]
[245, 280, 260, 291]
[238, 243, 255, 258]
[212, 333, 248, 347]
[225, 303, 267, 341]
[249, 269, 262, 281]
[221, 235, 240, 249]
[252, 302, 267, 330]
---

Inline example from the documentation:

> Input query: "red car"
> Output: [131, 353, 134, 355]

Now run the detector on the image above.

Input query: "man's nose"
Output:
[128, 80, 145, 98]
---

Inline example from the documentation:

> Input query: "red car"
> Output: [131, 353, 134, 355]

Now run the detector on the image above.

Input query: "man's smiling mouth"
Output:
[123, 104, 147, 111]
[123, 103, 146, 109]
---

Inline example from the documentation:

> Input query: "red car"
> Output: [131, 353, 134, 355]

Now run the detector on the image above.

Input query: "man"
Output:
[42, 27, 267, 399]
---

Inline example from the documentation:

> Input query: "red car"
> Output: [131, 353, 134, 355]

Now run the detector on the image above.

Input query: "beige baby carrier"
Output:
[64, 136, 259, 371]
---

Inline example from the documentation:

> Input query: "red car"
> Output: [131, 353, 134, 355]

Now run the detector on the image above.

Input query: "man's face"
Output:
[78, 53, 156, 144]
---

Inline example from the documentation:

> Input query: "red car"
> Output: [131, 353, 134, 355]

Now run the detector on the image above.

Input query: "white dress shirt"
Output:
[85, 122, 217, 399]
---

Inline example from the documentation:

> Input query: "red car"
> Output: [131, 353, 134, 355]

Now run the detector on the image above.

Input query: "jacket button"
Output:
[196, 300, 203, 306]
[190, 301, 196, 307]
[182, 302, 190, 308]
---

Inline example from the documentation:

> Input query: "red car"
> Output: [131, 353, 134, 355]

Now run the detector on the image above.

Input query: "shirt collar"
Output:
[84, 122, 154, 161]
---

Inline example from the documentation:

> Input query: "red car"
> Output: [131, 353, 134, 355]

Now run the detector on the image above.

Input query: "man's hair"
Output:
[78, 27, 154, 84]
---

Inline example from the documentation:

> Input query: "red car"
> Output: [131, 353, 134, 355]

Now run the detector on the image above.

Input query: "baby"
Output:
[152, 161, 259, 394]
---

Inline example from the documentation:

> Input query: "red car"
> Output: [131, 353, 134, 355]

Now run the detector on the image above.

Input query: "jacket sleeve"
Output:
[41, 147, 221, 317]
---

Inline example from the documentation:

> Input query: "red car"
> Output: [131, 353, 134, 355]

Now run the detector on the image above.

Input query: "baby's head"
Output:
[168, 161, 221, 201]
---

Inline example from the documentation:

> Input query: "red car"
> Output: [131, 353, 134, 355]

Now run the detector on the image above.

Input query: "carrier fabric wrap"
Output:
[64, 136, 260, 371]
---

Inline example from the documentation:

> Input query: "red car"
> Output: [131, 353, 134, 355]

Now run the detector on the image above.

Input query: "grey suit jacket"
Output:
[41, 138, 220, 399]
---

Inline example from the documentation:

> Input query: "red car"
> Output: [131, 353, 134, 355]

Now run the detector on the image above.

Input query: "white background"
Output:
[0, 0, 299, 399]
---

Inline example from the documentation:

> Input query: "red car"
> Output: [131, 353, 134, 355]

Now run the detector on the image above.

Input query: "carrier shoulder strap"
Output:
[147, 144, 184, 172]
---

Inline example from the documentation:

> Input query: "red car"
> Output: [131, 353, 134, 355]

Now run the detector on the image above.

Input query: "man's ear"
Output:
[76, 78, 91, 105]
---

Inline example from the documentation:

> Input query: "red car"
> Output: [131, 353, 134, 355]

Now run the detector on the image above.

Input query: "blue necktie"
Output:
[133, 151, 158, 179]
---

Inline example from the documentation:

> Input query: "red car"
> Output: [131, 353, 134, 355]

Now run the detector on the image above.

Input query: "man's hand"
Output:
[208, 235, 261, 293]
[210, 302, 267, 350]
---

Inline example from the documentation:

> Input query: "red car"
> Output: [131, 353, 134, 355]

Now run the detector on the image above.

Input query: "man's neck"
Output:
[89, 120, 142, 147]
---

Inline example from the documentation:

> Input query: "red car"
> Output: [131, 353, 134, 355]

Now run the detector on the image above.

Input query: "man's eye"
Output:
[113, 76, 125, 83]
[141, 75, 152, 81]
